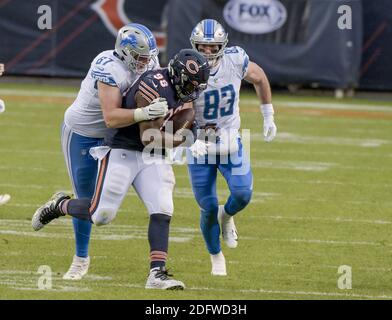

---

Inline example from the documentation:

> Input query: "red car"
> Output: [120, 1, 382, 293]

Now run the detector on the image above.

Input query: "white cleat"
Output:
[63, 255, 90, 280]
[0, 194, 11, 206]
[218, 205, 238, 248]
[210, 251, 227, 276]
[145, 267, 185, 290]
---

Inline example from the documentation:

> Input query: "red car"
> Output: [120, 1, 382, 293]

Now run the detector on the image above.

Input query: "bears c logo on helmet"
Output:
[185, 60, 200, 75]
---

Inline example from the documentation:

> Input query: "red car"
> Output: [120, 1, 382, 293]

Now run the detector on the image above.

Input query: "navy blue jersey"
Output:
[106, 68, 182, 151]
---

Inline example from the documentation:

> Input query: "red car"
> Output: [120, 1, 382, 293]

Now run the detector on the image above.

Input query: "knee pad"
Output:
[156, 168, 175, 215]
[91, 207, 117, 226]
[231, 188, 252, 208]
[198, 195, 219, 214]
[106, 165, 131, 200]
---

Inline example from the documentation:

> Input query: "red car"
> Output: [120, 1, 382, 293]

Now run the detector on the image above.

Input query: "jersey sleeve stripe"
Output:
[140, 91, 153, 103]
[140, 81, 160, 98]
[139, 85, 156, 101]
[242, 55, 249, 78]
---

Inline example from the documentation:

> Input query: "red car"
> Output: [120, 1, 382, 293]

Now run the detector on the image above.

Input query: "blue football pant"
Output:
[188, 140, 253, 254]
[61, 124, 103, 258]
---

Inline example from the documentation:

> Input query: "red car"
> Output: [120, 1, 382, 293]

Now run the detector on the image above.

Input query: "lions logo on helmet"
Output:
[168, 49, 210, 103]
[115, 23, 158, 74]
[190, 19, 228, 67]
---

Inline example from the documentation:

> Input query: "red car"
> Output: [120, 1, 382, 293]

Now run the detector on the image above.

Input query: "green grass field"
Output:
[0, 83, 391, 299]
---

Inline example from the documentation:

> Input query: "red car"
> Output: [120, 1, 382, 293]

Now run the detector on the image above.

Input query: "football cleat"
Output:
[145, 266, 185, 290]
[32, 192, 71, 231]
[210, 251, 227, 276]
[218, 205, 238, 248]
[63, 255, 90, 280]
[0, 194, 11, 206]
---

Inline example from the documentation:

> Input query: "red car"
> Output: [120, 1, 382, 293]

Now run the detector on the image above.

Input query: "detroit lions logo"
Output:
[120, 34, 138, 48]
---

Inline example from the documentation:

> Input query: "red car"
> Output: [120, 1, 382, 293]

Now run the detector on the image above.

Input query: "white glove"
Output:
[260, 103, 277, 142]
[0, 99, 5, 113]
[134, 97, 168, 122]
[189, 139, 210, 158]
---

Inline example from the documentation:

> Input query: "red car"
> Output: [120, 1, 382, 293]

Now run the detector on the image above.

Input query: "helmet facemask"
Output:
[193, 43, 225, 68]
[124, 47, 158, 74]
[168, 60, 208, 103]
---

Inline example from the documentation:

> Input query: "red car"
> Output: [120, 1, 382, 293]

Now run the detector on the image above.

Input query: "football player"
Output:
[0, 63, 11, 206]
[58, 24, 168, 280]
[188, 19, 277, 275]
[32, 49, 210, 290]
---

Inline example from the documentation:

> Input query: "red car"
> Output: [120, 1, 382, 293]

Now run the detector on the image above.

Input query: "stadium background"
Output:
[1, 0, 392, 300]
[0, 0, 392, 90]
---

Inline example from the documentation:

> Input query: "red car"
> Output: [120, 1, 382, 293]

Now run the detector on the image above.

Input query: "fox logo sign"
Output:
[223, 0, 287, 34]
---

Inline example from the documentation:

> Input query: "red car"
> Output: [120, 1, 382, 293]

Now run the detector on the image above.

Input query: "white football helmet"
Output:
[115, 23, 158, 74]
[190, 19, 228, 67]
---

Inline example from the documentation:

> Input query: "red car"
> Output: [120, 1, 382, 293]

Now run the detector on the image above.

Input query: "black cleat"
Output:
[32, 192, 71, 231]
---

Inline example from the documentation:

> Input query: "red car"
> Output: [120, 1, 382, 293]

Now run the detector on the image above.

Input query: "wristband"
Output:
[134, 108, 147, 123]
[260, 103, 274, 117]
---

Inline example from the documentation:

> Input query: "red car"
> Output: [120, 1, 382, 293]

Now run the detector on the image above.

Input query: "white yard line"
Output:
[0, 121, 58, 129]
[0, 219, 389, 247]
[115, 283, 392, 299]
[2, 270, 391, 298]
[253, 215, 392, 225]
[251, 132, 391, 147]
[251, 160, 335, 172]
[0, 88, 77, 98]
[0, 149, 62, 156]
[260, 238, 389, 247]
[242, 98, 392, 112]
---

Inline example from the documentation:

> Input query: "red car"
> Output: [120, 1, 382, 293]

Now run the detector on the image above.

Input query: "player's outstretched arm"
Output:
[244, 61, 277, 142]
[98, 82, 168, 129]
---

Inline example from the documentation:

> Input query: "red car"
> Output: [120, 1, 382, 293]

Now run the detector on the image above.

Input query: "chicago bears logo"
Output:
[185, 60, 199, 75]
[91, 0, 166, 51]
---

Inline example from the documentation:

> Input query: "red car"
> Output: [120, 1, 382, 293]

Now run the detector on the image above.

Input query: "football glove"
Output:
[260, 103, 277, 142]
[134, 97, 169, 122]
[0, 99, 5, 113]
[189, 139, 210, 158]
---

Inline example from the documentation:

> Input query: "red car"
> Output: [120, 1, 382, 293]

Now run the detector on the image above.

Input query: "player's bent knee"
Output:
[91, 207, 117, 226]
[231, 188, 252, 208]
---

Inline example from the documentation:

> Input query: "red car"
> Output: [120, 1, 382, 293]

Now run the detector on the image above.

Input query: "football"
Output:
[161, 104, 195, 135]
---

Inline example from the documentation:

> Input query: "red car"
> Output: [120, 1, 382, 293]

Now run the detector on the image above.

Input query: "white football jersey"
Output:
[193, 46, 249, 134]
[64, 50, 159, 138]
